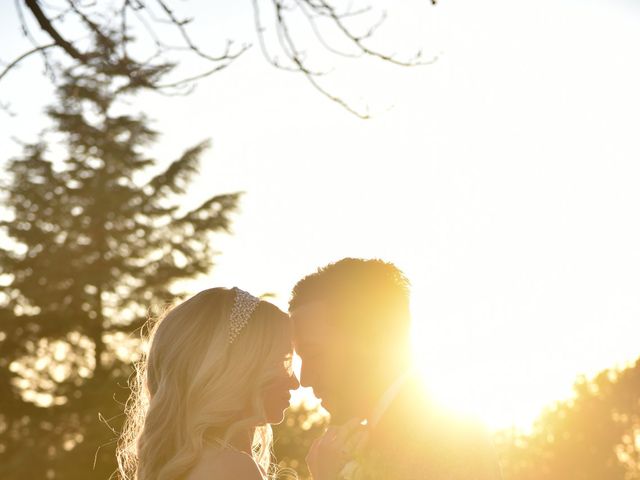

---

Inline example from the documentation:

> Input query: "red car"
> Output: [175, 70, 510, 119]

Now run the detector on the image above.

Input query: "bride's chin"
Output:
[267, 405, 291, 425]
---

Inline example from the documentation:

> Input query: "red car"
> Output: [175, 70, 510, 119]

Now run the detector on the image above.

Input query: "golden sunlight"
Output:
[410, 292, 573, 434]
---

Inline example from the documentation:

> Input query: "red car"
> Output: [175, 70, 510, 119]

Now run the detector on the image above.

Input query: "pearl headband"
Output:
[228, 287, 260, 344]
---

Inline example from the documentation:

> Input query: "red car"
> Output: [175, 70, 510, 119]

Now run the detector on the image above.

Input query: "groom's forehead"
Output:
[291, 301, 330, 336]
[291, 299, 326, 316]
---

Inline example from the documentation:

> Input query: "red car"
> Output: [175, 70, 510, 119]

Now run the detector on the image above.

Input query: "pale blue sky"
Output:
[1, 0, 639, 431]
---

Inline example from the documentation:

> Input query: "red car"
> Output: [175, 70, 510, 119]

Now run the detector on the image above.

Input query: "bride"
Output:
[116, 287, 299, 480]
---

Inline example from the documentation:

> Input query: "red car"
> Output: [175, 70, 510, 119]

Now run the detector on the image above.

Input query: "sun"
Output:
[409, 298, 545, 434]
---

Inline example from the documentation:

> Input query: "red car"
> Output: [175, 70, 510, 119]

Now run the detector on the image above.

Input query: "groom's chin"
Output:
[318, 397, 333, 413]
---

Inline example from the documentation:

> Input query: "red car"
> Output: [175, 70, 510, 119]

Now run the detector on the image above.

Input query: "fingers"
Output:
[334, 423, 355, 445]
[307, 424, 358, 480]
[340, 418, 364, 429]
[338, 418, 364, 435]
[324, 425, 340, 442]
[312, 418, 368, 457]
[352, 429, 370, 454]
[336, 418, 367, 445]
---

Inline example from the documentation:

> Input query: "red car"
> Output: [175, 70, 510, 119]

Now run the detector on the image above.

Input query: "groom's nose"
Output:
[289, 373, 300, 390]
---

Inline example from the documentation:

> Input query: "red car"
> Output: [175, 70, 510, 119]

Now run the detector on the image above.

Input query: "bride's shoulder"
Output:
[185, 447, 263, 480]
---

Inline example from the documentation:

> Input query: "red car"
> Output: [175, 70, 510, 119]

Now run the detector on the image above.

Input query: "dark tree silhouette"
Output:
[0, 32, 239, 479]
[496, 357, 640, 480]
[2, 0, 437, 117]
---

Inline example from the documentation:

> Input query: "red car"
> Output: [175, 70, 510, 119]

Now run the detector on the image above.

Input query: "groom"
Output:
[290, 258, 502, 479]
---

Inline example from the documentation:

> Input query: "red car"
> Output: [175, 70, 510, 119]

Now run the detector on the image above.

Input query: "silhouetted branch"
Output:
[4, 0, 436, 117]
[154, 62, 234, 90]
[154, 0, 248, 63]
[0, 42, 56, 82]
[305, 72, 370, 119]
[251, 0, 300, 72]
[312, 0, 436, 67]
[24, 0, 87, 61]
[7, 0, 248, 95]
[297, 0, 361, 59]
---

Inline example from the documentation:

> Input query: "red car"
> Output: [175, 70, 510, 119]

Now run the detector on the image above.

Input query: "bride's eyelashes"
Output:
[283, 354, 294, 376]
[261, 356, 295, 383]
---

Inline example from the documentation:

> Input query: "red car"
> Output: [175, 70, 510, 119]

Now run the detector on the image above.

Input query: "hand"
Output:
[306, 418, 368, 480]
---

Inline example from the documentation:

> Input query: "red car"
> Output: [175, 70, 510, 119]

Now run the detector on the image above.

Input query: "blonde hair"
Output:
[116, 287, 290, 480]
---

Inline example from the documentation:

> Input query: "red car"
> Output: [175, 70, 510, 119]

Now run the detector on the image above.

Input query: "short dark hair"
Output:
[289, 258, 411, 332]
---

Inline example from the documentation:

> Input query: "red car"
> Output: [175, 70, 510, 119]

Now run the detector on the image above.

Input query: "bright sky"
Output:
[1, 0, 640, 432]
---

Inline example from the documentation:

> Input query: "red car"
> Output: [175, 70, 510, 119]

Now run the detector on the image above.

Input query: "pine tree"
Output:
[0, 33, 240, 479]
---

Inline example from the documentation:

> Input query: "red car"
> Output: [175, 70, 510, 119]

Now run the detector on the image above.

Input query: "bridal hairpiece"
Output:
[228, 287, 260, 344]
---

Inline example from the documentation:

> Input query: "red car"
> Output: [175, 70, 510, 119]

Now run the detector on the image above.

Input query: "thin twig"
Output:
[0, 43, 57, 82]
[296, 0, 361, 59]
[154, 0, 246, 63]
[251, 0, 298, 72]
[154, 62, 232, 89]
[316, 0, 436, 67]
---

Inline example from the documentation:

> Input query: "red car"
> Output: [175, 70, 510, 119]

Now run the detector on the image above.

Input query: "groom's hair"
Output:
[289, 258, 411, 335]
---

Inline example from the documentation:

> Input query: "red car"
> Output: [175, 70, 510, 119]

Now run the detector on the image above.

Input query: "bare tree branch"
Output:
[305, 69, 370, 119]
[4, 0, 437, 118]
[0, 43, 56, 82]
[296, 0, 362, 59]
[65, 0, 112, 46]
[15, 0, 58, 80]
[252, 0, 300, 72]
[24, 0, 87, 61]
[313, 0, 436, 67]
[154, 0, 248, 63]
[154, 62, 233, 90]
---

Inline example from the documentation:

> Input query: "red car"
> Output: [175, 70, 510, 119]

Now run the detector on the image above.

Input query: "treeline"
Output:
[496, 357, 640, 480]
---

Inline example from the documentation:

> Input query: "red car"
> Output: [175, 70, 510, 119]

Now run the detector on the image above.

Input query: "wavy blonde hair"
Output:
[116, 287, 291, 480]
